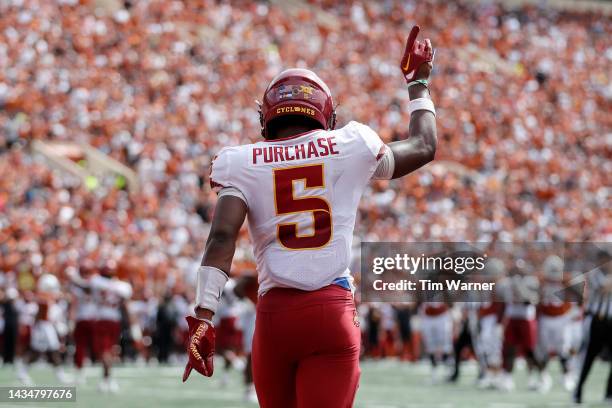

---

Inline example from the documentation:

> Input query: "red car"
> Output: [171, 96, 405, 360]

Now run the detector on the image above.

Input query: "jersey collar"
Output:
[264, 129, 320, 143]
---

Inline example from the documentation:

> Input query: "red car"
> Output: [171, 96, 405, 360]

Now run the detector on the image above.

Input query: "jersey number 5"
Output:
[273, 164, 332, 250]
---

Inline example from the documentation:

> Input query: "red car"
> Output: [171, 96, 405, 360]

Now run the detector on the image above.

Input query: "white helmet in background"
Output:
[543, 255, 564, 280]
[37, 273, 60, 294]
[484, 258, 506, 278]
[6, 287, 18, 300]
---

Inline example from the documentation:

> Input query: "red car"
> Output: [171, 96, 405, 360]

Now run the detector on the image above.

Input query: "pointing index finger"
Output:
[404, 25, 421, 54]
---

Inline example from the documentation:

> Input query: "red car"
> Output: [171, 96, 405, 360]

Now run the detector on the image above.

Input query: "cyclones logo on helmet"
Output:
[259, 68, 336, 138]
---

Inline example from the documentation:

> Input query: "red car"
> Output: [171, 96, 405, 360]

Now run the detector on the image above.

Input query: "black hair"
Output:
[265, 115, 323, 140]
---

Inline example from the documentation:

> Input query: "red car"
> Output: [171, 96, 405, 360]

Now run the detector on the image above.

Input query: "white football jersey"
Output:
[72, 285, 97, 321]
[210, 121, 384, 295]
[91, 275, 132, 321]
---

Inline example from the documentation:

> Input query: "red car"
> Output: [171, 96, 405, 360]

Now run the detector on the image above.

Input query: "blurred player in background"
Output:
[364, 305, 382, 358]
[535, 255, 576, 393]
[92, 268, 132, 393]
[17, 273, 70, 384]
[420, 301, 453, 383]
[68, 264, 132, 393]
[475, 258, 506, 390]
[567, 280, 585, 382]
[154, 292, 178, 364]
[448, 300, 481, 384]
[69, 265, 97, 384]
[14, 291, 36, 382]
[379, 303, 399, 358]
[499, 263, 540, 391]
[394, 303, 415, 361]
[183, 25, 437, 407]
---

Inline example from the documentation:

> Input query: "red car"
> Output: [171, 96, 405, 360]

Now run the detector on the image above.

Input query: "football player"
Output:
[14, 290, 37, 384]
[499, 263, 541, 392]
[419, 301, 453, 383]
[90, 266, 132, 393]
[183, 25, 436, 407]
[475, 258, 506, 389]
[68, 265, 97, 384]
[535, 255, 575, 392]
[18, 274, 70, 384]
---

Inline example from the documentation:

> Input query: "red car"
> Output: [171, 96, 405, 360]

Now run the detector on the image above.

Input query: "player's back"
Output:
[210, 121, 384, 294]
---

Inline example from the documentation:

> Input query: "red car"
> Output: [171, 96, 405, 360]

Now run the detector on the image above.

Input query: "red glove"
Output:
[182, 316, 215, 382]
[400, 25, 434, 83]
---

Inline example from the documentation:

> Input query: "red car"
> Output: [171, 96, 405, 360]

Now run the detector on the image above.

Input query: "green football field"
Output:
[0, 359, 609, 408]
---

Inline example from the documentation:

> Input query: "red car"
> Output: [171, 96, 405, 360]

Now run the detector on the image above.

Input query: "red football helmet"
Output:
[259, 68, 336, 138]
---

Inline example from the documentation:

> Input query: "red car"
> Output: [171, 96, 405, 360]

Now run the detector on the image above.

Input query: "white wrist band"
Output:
[408, 98, 436, 116]
[195, 266, 229, 314]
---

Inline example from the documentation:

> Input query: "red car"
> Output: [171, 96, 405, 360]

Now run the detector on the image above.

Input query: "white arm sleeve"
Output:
[371, 145, 395, 180]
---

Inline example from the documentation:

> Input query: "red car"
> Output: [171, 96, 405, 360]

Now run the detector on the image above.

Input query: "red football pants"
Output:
[94, 320, 121, 356]
[252, 285, 361, 408]
[504, 318, 537, 351]
[74, 320, 95, 368]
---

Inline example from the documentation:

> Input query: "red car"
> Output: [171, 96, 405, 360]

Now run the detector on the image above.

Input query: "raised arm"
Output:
[388, 26, 437, 179]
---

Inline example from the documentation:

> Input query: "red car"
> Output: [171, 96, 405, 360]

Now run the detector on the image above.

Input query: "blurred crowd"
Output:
[0, 0, 611, 375]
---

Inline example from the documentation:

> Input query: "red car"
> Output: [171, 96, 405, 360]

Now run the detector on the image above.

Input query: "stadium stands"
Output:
[0, 0, 610, 368]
